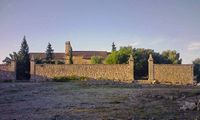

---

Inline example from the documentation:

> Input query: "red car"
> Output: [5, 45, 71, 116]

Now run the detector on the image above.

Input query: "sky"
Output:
[0, 0, 200, 63]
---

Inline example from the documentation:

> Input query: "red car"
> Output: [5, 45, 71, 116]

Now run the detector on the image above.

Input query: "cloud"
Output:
[129, 42, 139, 47]
[188, 42, 200, 50]
[117, 41, 140, 48]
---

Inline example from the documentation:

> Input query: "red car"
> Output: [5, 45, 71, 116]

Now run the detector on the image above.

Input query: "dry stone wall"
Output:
[32, 64, 133, 83]
[30, 54, 194, 85]
[154, 64, 193, 84]
[0, 64, 15, 81]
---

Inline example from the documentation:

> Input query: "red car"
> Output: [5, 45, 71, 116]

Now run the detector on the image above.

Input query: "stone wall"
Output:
[154, 64, 193, 84]
[31, 57, 134, 83]
[0, 61, 16, 81]
[72, 56, 91, 64]
[30, 54, 194, 85]
[147, 54, 193, 85]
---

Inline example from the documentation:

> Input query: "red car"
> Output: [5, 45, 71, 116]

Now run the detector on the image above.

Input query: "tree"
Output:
[2, 57, 11, 64]
[105, 47, 182, 79]
[132, 48, 155, 78]
[2, 52, 20, 64]
[112, 42, 116, 52]
[45, 43, 54, 62]
[193, 58, 200, 82]
[193, 58, 200, 64]
[105, 47, 132, 64]
[91, 56, 102, 64]
[9, 52, 20, 61]
[105, 51, 120, 64]
[17, 36, 30, 80]
[161, 50, 182, 64]
[2, 36, 30, 80]
[69, 45, 73, 64]
[118, 46, 132, 64]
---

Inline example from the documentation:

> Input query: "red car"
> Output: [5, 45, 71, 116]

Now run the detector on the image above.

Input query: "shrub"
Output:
[104, 51, 120, 64]
[35, 58, 43, 64]
[43, 60, 55, 64]
[91, 56, 102, 64]
[80, 76, 89, 80]
[52, 76, 90, 82]
[105, 47, 132, 64]
[57, 60, 65, 64]
[53, 76, 71, 82]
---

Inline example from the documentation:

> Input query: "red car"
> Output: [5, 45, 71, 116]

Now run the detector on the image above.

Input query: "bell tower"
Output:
[65, 41, 73, 64]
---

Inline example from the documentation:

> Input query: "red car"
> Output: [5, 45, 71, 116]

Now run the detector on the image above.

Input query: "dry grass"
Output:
[0, 81, 200, 120]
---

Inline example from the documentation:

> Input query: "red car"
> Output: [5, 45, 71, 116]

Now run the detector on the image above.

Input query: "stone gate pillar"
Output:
[30, 57, 36, 81]
[129, 55, 134, 81]
[11, 59, 16, 81]
[148, 54, 154, 81]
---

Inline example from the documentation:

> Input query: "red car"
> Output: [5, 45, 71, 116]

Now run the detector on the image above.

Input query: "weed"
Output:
[52, 76, 90, 82]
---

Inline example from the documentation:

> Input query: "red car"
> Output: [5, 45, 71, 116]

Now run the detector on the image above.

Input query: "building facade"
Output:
[30, 41, 110, 64]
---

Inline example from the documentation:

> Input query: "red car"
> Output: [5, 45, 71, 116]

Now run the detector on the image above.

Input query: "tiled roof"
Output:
[30, 51, 109, 60]
[72, 51, 109, 59]
[29, 53, 65, 60]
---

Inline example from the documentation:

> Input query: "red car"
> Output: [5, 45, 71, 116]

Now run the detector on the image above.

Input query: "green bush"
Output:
[57, 60, 65, 64]
[91, 56, 102, 64]
[105, 47, 132, 64]
[104, 51, 120, 64]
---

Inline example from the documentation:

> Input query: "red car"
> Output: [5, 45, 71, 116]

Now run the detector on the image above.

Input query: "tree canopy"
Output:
[112, 42, 116, 52]
[17, 36, 30, 80]
[105, 46, 182, 79]
[91, 56, 102, 64]
[161, 50, 182, 64]
[105, 46, 132, 64]
[193, 58, 200, 82]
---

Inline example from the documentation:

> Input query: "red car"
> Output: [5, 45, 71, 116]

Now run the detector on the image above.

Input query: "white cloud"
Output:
[129, 42, 139, 47]
[188, 42, 200, 50]
[117, 41, 140, 48]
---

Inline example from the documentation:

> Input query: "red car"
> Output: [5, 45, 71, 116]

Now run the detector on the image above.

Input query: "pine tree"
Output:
[112, 42, 116, 52]
[45, 43, 54, 62]
[69, 46, 73, 64]
[17, 36, 30, 80]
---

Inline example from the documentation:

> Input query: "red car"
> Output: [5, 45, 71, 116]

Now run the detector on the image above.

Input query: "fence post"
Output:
[129, 55, 134, 81]
[148, 54, 154, 81]
[30, 57, 36, 81]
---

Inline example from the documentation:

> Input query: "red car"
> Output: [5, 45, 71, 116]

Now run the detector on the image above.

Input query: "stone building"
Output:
[29, 41, 110, 64]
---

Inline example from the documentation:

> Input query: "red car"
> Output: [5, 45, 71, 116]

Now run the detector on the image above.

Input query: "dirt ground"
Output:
[1, 81, 200, 120]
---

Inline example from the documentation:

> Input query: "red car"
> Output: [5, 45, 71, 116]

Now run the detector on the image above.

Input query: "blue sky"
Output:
[0, 0, 200, 63]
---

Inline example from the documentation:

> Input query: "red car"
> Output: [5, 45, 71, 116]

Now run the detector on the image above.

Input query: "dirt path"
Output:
[0, 81, 200, 120]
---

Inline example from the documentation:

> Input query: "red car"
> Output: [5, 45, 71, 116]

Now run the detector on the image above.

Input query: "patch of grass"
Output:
[52, 76, 91, 82]
[2, 80, 13, 83]
[109, 100, 121, 104]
